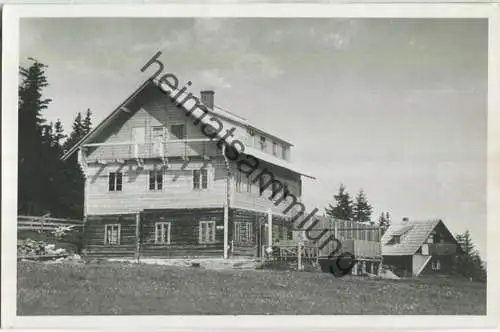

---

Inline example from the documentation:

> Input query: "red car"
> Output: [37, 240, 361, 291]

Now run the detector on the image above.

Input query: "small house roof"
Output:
[381, 219, 448, 256]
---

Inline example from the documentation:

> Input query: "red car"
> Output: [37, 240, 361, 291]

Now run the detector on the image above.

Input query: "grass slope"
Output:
[17, 261, 486, 315]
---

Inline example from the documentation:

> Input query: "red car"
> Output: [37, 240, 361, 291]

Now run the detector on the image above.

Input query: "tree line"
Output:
[324, 184, 391, 233]
[18, 58, 92, 219]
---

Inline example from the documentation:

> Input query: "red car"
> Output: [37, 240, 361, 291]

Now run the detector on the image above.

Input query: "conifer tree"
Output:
[18, 58, 52, 215]
[325, 184, 353, 221]
[378, 211, 391, 235]
[352, 189, 373, 223]
[455, 230, 486, 282]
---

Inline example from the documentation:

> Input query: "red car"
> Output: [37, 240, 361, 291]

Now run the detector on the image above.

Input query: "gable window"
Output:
[259, 136, 266, 151]
[272, 142, 278, 156]
[234, 222, 253, 243]
[199, 220, 216, 244]
[170, 124, 186, 139]
[155, 222, 171, 244]
[236, 171, 243, 193]
[433, 232, 442, 244]
[193, 169, 208, 190]
[149, 170, 163, 191]
[109, 172, 123, 192]
[392, 235, 401, 244]
[104, 224, 120, 245]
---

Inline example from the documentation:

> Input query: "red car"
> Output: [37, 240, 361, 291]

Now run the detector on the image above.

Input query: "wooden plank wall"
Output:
[85, 157, 228, 215]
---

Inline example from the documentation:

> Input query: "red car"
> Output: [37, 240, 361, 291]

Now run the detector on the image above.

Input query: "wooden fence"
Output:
[18, 215, 84, 232]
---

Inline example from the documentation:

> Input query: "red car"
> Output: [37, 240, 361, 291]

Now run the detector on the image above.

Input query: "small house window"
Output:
[431, 259, 441, 271]
[234, 222, 253, 243]
[259, 136, 266, 151]
[393, 235, 401, 244]
[155, 222, 171, 244]
[109, 172, 123, 192]
[199, 221, 216, 244]
[149, 170, 163, 191]
[170, 124, 186, 139]
[193, 169, 208, 190]
[272, 142, 278, 156]
[236, 171, 243, 193]
[104, 224, 120, 245]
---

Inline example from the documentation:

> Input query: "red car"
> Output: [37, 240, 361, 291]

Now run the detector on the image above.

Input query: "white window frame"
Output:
[431, 259, 441, 271]
[234, 222, 253, 243]
[199, 220, 216, 244]
[149, 169, 164, 191]
[193, 169, 209, 190]
[272, 142, 278, 156]
[104, 224, 121, 245]
[155, 222, 171, 244]
[108, 172, 123, 192]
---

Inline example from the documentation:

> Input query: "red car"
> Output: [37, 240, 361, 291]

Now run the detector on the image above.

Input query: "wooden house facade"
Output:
[62, 79, 313, 259]
[381, 219, 461, 277]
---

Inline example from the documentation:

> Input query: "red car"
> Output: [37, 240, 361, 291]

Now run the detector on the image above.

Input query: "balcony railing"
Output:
[427, 243, 457, 255]
[82, 139, 220, 162]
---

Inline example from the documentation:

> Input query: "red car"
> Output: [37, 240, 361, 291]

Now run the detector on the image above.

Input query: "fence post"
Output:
[298, 241, 302, 271]
[135, 212, 141, 263]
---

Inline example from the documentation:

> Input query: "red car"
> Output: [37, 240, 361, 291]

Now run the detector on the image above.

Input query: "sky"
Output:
[20, 17, 488, 257]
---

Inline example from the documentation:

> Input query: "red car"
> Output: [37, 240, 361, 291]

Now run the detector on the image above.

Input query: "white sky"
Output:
[20, 17, 487, 257]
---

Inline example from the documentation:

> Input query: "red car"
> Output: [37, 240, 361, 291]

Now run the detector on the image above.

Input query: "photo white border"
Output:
[2, 3, 500, 330]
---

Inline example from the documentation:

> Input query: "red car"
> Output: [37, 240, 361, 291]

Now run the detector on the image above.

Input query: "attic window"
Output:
[393, 235, 401, 244]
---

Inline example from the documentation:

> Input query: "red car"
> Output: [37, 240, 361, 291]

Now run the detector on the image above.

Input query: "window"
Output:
[199, 221, 216, 244]
[193, 169, 208, 190]
[259, 136, 266, 151]
[149, 170, 163, 191]
[155, 222, 171, 244]
[246, 176, 252, 193]
[234, 222, 253, 243]
[109, 172, 123, 191]
[431, 259, 441, 271]
[104, 224, 120, 245]
[282, 144, 289, 160]
[272, 142, 278, 156]
[392, 235, 401, 244]
[236, 171, 243, 193]
[433, 232, 442, 244]
[170, 124, 186, 139]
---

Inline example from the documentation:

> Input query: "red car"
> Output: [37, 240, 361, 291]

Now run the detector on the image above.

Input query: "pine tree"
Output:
[63, 112, 84, 152]
[352, 189, 373, 223]
[378, 212, 391, 235]
[18, 58, 52, 215]
[53, 119, 66, 147]
[325, 184, 353, 221]
[455, 230, 486, 282]
[82, 108, 92, 135]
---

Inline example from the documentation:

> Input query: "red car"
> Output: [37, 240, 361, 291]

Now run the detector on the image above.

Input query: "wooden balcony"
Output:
[423, 243, 457, 255]
[82, 139, 220, 164]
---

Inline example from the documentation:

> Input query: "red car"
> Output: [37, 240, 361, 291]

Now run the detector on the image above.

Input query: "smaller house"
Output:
[381, 219, 461, 277]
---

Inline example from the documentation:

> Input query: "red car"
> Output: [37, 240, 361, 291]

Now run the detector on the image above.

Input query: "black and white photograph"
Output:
[2, 3, 499, 330]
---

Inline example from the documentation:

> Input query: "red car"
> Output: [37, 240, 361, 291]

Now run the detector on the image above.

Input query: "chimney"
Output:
[200, 90, 214, 109]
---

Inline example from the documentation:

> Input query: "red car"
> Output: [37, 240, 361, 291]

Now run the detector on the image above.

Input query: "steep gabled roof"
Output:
[381, 219, 455, 256]
[61, 78, 310, 178]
